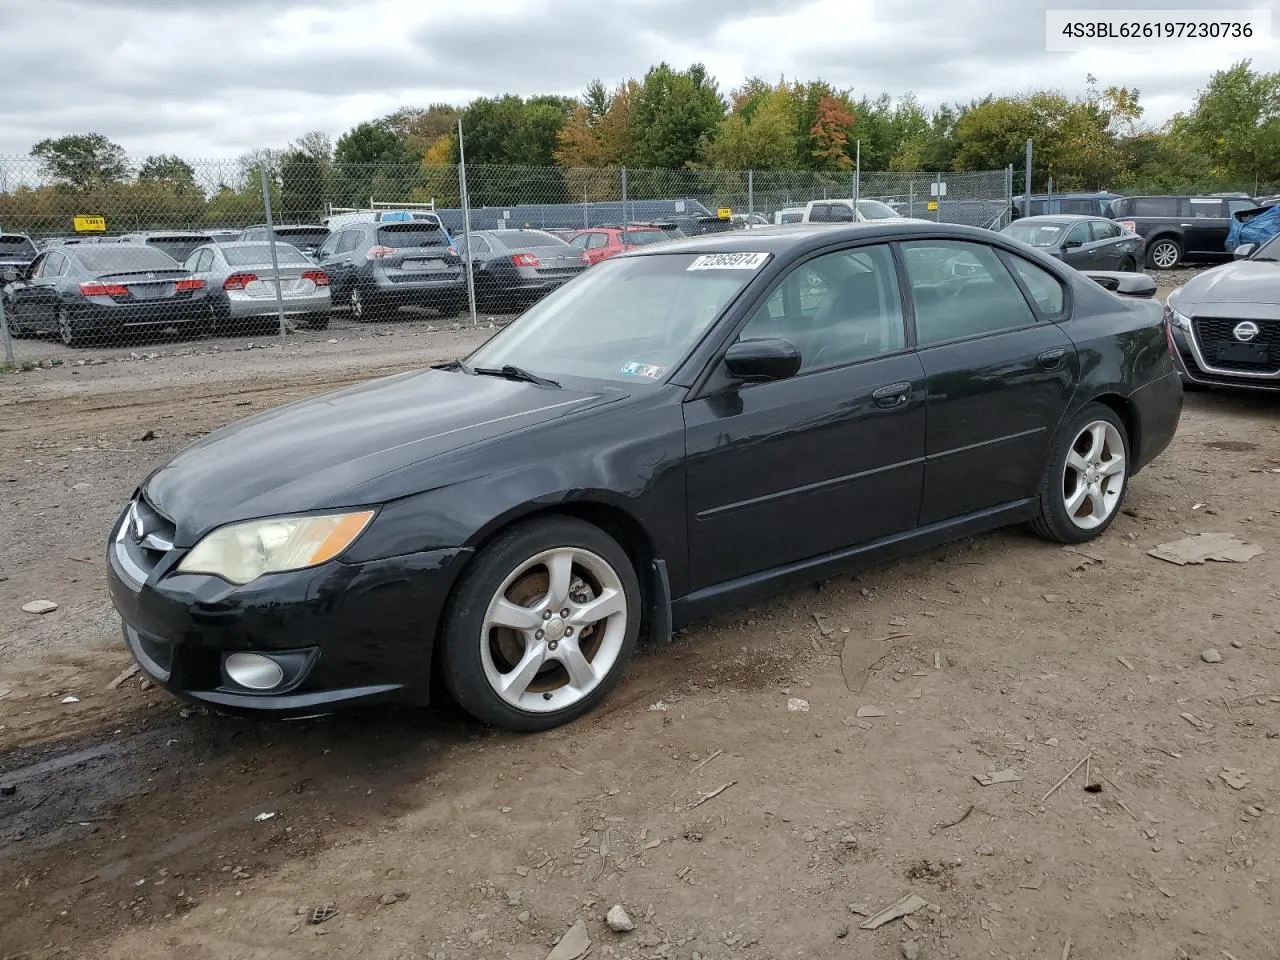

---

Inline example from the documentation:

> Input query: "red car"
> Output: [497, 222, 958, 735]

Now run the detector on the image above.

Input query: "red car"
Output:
[566, 226, 669, 265]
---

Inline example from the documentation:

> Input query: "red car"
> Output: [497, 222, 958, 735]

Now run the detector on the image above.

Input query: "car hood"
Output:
[1174, 260, 1280, 315]
[144, 369, 609, 545]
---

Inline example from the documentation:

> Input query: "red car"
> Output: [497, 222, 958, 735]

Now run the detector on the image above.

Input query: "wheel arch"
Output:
[429, 496, 667, 680]
[1079, 392, 1139, 468]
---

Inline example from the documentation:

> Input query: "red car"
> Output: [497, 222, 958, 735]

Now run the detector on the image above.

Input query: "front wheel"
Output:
[1119, 256, 1138, 272]
[1030, 403, 1130, 544]
[1146, 238, 1182, 270]
[439, 516, 641, 732]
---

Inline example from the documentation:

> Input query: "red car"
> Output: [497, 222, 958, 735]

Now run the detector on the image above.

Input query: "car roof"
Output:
[1008, 215, 1097, 225]
[622, 221, 1002, 257]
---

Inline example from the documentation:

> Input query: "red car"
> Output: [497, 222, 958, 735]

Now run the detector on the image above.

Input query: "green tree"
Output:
[136, 154, 198, 194]
[708, 84, 799, 170]
[279, 150, 327, 222]
[30, 132, 130, 189]
[628, 63, 726, 169]
[1170, 60, 1280, 188]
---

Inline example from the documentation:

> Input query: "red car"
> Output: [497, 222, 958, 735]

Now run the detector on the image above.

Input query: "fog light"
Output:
[225, 653, 285, 691]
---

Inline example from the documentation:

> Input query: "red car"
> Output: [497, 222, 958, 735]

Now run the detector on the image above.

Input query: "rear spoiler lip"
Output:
[1080, 270, 1157, 299]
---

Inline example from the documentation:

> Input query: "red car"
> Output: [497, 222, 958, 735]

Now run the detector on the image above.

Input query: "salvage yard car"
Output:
[1000, 215, 1145, 271]
[1166, 231, 1280, 392]
[107, 222, 1183, 731]
[182, 241, 332, 332]
[4, 243, 208, 345]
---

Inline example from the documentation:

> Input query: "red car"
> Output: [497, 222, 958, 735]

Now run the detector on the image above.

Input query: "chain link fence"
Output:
[0, 154, 1012, 358]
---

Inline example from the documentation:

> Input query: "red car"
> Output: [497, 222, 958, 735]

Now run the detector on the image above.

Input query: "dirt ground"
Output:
[2, 273, 1278, 960]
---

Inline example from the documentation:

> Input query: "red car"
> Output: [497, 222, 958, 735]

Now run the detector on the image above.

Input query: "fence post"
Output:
[748, 169, 754, 219]
[908, 181, 915, 218]
[0, 290, 13, 365]
[259, 166, 288, 338]
[1006, 164, 1014, 227]
[457, 120, 478, 328]
[620, 166, 628, 225]
[1024, 138, 1033, 210]
[853, 140, 860, 213]
[934, 171, 942, 222]
[1047, 176, 1054, 209]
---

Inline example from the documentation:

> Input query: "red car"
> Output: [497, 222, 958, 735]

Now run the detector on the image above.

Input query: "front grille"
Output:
[1191, 317, 1280, 372]
[114, 494, 176, 583]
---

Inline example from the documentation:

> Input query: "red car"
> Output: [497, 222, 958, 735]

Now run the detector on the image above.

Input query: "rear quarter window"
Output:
[1131, 198, 1180, 217]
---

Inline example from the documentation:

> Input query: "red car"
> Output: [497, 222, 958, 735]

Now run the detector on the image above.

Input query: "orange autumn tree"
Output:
[810, 93, 855, 170]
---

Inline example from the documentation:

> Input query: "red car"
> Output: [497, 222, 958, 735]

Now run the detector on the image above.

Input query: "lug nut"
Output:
[548, 640, 559, 651]
[564, 627, 574, 637]
[560, 608, 569, 617]
[542, 610, 552, 620]
[535, 629, 544, 640]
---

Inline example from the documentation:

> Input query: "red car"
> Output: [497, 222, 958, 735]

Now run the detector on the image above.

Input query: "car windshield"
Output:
[0, 235, 36, 256]
[856, 200, 899, 220]
[76, 246, 182, 271]
[146, 236, 209, 261]
[1253, 233, 1280, 262]
[622, 230, 668, 245]
[223, 243, 309, 266]
[464, 252, 765, 385]
[275, 228, 329, 247]
[376, 224, 448, 248]
[491, 230, 569, 249]
[1002, 222, 1067, 247]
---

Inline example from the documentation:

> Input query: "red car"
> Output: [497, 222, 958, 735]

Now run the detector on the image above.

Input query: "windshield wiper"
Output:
[472, 364, 560, 388]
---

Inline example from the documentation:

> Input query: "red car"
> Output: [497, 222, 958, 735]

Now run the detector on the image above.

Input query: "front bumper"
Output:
[1170, 324, 1280, 392]
[106, 507, 470, 716]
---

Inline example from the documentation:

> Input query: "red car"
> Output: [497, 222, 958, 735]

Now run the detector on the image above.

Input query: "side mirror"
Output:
[1063, 238, 1083, 249]
[1233, 243, 1256, 260]
[724, 338, 802, 382]
[1, 267, 17, 283]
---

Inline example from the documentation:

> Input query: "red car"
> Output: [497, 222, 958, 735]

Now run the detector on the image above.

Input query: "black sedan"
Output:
[107, 222, 1183, 731]
[1166, 232, 1280, 391]
[1000, 215, 1145, 271]
[459, 228, 588, 312]
[4, 244, 208, 346]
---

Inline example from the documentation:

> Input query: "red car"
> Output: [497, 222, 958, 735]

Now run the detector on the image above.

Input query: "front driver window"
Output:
[737, 244, 906, 373]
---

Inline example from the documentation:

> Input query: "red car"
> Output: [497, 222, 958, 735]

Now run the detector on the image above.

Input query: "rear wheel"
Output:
[1031, 403, 1129, 544]
[440, 516, 640, 732]
[303, 312, 330, 330]
[58, 307, 79, 347]
[1119, 256, 1138, 272]
[1146, 238, 1182, 270]
[349, 286, 381, 322]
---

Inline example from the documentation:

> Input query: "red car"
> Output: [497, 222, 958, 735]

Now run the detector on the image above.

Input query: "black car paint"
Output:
[1001, 216, 1143, 271]
[5, 246, 208, 340]
[1108, 196, 1258, 267]
[107, 222, 1182, 715]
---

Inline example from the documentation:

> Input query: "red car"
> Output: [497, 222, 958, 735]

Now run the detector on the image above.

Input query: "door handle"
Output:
[1180, 223, 1193, 228]
[1038, 348, 1066, 370]
[872, 381, 912, 408]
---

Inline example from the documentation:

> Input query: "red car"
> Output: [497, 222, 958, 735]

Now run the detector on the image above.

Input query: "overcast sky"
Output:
[1, 0, 1277, 161]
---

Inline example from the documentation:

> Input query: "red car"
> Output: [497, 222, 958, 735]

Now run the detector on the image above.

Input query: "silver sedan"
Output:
[182, 242, 331, 331]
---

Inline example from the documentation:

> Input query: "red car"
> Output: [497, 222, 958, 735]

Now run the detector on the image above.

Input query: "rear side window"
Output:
[1006, 255, 1066, 317]
[1089, 220, 1121, 242]
[901, 240, 1038, 346]
[1187, 198, 1226, 218]
[1059, 199, 1098, 215]
[1131, 197, 1179, 217]
[336, 231, 361, 254]
[375, 224, 447, 248]
[1227, 199, 1257, 216]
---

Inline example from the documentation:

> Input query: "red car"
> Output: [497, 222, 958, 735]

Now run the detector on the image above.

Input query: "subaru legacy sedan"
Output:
[107, 223, 1183, 731]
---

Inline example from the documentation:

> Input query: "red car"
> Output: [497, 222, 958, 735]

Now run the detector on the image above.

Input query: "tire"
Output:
[57, 306, 79, 347]
[1146, 237, 1182, 270]
[439, 516, 641, 732]
[1031, 403, 1130, 544]
[349, 286, 383, 323]
[1119, 256, 1138, 272]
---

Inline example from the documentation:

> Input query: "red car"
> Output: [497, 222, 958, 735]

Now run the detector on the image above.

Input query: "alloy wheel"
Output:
[1062, 420, 1126, 530]
[479, 546, 628, 714]
[1150, 241, 1179, 270]
[58, 308, 75, 346]
[350, 287, 365, 321]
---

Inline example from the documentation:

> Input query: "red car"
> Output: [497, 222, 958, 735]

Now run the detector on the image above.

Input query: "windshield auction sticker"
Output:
[620, 361, 666, 379]
[687, 252, 769, 270]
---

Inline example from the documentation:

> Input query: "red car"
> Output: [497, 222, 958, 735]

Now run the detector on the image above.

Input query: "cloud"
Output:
[0, 0, 1271, 160]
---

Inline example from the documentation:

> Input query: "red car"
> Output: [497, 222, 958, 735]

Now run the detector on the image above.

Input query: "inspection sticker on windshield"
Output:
[687, 252, 769, 271]
[620, 361, 666, 379]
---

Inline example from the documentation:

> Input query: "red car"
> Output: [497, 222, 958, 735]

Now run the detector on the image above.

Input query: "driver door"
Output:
[683, 243, 927, 590]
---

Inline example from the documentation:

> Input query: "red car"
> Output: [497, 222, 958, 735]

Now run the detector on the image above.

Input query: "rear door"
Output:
[1087, 219, 1128, 269]
[1060, 221, 1093, 269]
[316, 230, 360, 295]
[26, 251, 66, 333]
[1183, 198, 1230, 255]
[900, 239, 1077, 525]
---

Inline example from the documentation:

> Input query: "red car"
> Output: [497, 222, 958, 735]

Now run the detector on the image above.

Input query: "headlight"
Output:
[177, 510, 375, 584]
[1165, 294, 1192, 330]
